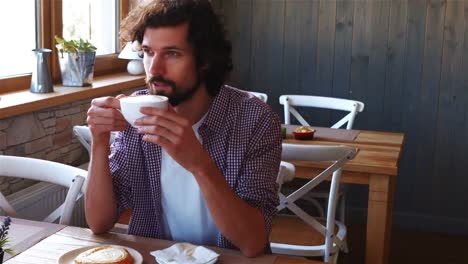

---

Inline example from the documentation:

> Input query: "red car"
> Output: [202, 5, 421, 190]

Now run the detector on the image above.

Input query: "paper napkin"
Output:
[151, 242, 219, 264]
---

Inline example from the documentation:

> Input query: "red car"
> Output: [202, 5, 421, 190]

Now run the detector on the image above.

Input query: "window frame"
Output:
[0, 0, 129, 94]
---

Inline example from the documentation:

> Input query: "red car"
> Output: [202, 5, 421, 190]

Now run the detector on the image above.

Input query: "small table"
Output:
[5, 219, 324, 264]
[283, 125, 405, 264]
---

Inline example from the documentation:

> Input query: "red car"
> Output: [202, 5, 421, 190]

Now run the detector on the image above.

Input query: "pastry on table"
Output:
[74, 245, 134, 264]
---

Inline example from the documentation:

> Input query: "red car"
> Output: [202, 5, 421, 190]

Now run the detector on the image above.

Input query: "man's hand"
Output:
[87, 94, 128, 143]
[134, 106, 208, 173]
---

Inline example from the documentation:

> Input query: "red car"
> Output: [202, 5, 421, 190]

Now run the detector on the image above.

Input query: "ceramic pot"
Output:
[57, 51, 96, 86]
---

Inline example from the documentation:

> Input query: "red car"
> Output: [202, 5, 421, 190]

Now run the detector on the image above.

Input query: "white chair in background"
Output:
[73, 125, 117, 156]
[73, 125, 118, 155]
[279, 95, 364, 129]
[271, 144, 358, 263]
[73, 125, 92, 155]
[279, 94, 364, 252]
[73, 125, 117, 169]
[276, 161, 296, 192]
[249, 91, 268, 103]
[0, 155, 87, 225]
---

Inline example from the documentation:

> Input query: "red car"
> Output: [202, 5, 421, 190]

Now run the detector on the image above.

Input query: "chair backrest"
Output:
[73, 125, 117, 156]
[271, 144, 358, 261]
[279, 95, 364, 129]
[249, 91, 268, 103]
[276, 161, 296, 193]
[73, 125, 92, 155]
[0, 155, 87, 225]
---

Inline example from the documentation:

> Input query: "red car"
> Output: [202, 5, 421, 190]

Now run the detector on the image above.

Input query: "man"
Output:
[85, 0, 281, 257]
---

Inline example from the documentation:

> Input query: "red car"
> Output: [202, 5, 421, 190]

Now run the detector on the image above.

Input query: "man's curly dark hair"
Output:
[120, 0, 233, 96]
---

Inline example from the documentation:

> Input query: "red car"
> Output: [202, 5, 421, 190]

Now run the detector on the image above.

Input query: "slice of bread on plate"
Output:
[74, 245, 134, 264]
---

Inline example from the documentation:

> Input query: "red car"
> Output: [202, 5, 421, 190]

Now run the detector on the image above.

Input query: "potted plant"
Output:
[55, 35, 97, 87]
[0, 217, 13, 263]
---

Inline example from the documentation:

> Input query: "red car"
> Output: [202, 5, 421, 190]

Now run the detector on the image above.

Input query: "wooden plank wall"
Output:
[214, 0, 468, 233]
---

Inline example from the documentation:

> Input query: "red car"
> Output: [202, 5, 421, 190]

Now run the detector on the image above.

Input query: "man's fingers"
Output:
[115, 94, 127, 100]
[91, 96, 121, 109]
[137, 108, 190, 132]
[88, 116, 128, 126]
[136, 116, 185, 135]
[142, 133, 172, 149]
[90, 123, 128, 133]
[139, 106, 188, 125]
[138, 125, 179, 143]
[89, 107, 125, 120]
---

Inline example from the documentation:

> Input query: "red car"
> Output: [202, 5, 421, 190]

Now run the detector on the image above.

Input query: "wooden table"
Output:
[2, 217, 65, 261]
[5, 218, 324, 264]
[283, 125, 405, 264]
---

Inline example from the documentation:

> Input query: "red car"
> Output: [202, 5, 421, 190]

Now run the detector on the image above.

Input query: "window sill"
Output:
[0, 72, 146, 119]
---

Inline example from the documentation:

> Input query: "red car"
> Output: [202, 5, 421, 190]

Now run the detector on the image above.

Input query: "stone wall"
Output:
[0, 86, 144, 196]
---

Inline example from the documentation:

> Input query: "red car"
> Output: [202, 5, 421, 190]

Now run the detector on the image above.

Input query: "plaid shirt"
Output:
[109, 85, 281, 249]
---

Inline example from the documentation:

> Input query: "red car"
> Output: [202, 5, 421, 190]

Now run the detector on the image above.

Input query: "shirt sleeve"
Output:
[109, 131, 133, 219]
[237, 109, 282, 239]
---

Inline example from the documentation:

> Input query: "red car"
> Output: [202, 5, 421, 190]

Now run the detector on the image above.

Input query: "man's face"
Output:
[141, 22, 200, 106]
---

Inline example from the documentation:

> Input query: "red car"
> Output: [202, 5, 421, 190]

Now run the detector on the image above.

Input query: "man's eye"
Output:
[166, 51, 180, 57]
[142, 48, 154, 56]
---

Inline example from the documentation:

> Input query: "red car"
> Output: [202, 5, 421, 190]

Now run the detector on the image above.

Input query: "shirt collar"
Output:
[199, 85, 230, 133]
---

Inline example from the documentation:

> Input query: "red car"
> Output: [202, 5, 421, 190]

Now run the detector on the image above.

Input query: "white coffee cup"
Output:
[120, 95, 168, 127]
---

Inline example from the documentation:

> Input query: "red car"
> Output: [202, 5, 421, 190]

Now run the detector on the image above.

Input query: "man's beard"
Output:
[146, 75, 201, 106]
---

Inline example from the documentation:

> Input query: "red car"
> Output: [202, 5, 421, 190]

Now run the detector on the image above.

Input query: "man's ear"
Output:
[198, 63, 209, 77]
[200, 63, 209, 72]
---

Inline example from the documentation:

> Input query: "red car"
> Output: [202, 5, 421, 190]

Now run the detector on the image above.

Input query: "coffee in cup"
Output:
[119, 95, 168, 127]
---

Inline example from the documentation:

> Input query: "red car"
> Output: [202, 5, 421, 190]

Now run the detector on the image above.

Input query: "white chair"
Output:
[73, 125, 119, 154]
[0, 155, 87, 225]
[249, 91, 268, 103]
[279, 95, 364, 252]
[73, 125, 92, 155]
[276, 161, 296, 192]
[279, 95, 364, 129]
[73, 125, 117, 169]
[271, 144, 358, 263]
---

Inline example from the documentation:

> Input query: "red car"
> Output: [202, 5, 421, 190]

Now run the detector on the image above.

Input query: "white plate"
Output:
[57, 245, 143, 264]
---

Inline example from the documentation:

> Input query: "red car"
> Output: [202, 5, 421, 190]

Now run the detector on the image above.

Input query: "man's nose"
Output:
[148, 56, 165, 76]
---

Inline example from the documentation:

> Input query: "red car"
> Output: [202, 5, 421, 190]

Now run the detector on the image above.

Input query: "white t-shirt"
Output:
[160, 114, 219, 245]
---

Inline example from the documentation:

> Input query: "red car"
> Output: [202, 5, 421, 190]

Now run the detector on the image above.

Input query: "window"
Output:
[62, 0, 117, 55]
[0, 0, 129, 93]
[0, 1, 37, 78]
